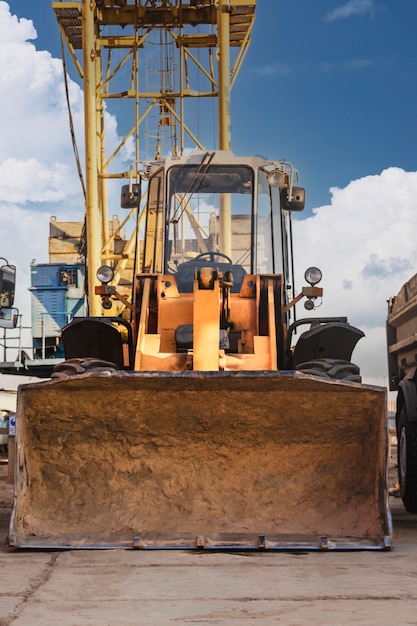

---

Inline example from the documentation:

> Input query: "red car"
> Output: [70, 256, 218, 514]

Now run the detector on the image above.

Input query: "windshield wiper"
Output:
[170, 151, 215, 224]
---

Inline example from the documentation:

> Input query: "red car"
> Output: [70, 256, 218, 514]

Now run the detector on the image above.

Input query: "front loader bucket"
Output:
[9, 371, 391, 550]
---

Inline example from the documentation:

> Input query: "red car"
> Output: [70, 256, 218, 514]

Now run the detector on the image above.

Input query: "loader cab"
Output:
[139, 154, 298, 294]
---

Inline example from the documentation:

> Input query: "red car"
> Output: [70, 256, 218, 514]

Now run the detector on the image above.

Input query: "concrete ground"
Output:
[1, 463, 417, 626]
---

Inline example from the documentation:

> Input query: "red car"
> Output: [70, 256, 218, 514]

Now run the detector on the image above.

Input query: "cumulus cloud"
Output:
[0, 158, 77, 203]
[0, 2, 129, 207]
[293, 168, 417, 386]
[0, 1, 36, 43]
[0, 2, 84, 206]
[324, 0, 375, 22]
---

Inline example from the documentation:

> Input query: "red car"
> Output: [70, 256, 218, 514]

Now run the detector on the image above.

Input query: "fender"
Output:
[61, 317, 134, 369]
[292, 321, 364, 368]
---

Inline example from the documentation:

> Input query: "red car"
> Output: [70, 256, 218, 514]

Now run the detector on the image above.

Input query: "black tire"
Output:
[295, 358, 362, 383]
[51, 357, 118, 379]
[397, 404, 417, 513]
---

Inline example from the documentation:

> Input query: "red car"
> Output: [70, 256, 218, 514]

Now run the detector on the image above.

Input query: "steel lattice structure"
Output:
[53, 0, 256, 313]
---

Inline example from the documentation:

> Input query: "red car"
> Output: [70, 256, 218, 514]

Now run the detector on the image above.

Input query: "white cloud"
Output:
[0, 158, 76, 203]
[324, 0, 375, 22]
[0, 1, 36, 43]
[0, 3, 84, 206]
[0, 2, 128, 208]
[293, 167, 417, 386]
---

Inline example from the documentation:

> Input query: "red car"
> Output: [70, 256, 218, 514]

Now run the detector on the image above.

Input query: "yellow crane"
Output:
[53, 0, 256, 314]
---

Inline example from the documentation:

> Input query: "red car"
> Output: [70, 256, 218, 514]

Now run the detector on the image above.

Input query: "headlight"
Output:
[267, 169, 286, 188]
[304, 266, 322, 286]
[96, 265, 114, 284]
[102, 299, 113, 310]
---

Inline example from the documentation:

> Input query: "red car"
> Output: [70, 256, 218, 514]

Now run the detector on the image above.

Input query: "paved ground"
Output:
[1, 462, 417, 625]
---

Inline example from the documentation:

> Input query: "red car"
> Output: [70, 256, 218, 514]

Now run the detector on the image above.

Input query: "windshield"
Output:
[166, 164, 254, 276]
[256, 170, 284, 276]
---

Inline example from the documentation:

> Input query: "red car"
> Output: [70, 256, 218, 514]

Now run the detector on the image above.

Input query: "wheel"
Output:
[397, 404, 417, 513]
[194, 252, 233, 264]
[295, 358, 362, 383]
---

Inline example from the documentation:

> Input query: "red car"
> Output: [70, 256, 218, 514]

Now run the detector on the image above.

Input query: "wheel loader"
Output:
[8, 151, 391, 550]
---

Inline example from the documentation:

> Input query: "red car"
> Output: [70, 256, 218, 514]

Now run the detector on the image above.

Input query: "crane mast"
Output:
[53, 0, 257, 314]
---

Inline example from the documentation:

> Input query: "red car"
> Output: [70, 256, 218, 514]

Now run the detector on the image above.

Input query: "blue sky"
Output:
[235, 0, 417, 209]
[1, 0, 417, 389]
[10, 0, 417, 210]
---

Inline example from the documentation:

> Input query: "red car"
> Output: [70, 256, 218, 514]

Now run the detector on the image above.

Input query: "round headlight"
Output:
[267, 169, 286, 188]
[304, 266, 322, 286]
[102, 299, 113, 310]
[96, 265, 114, 284]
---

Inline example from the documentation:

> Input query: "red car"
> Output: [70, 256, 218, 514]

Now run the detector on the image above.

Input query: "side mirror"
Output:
[0, 263, 16, 307]
[0, 307, 19, 329]
[280, 186, 305, 212]
[121, 182, 141, 209]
